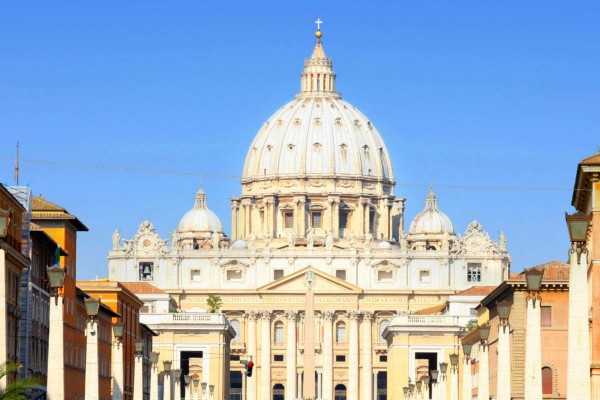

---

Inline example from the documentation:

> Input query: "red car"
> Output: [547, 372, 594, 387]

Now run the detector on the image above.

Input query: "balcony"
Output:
[140, 312, 232, 333]
[387, 314, 462, 334]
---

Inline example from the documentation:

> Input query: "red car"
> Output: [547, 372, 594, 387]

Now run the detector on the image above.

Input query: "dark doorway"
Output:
[377, 371, 387, 400]
[334, 384, 347, 400]
[273, 383, 285, 400]
[180, 351, 203, 399]
[230, 371, 242, 400]
[415, 352, 438, 399]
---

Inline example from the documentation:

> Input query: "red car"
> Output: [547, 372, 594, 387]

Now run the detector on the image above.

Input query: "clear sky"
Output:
[1, 1, 598, 279]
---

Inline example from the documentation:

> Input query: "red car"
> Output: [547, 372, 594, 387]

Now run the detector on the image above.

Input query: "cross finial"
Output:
[315, 18, 323, 31]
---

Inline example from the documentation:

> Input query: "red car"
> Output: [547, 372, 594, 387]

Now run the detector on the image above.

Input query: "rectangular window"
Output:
[419, 270, 430, 283]
[284, 211, 294, 229]
[336, 270, 347, 281]
[226, 270, 242, 281]
[380, 355, 388, 363]
[190, 270, 201, 282]
[311, 212, 322, 228]
[335, 355, 346, 362]
[230, 355, 240, 361]
[541, 306, 552, 327]
[467, 263, 482, 282]
[470, 308, 478, 317]
[377, 270, 393, 282]
[274, 355, 284, 362]
[274, 269, 284, 280]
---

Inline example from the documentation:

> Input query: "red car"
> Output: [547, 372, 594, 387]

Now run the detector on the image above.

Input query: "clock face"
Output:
[466, 235, 484, 252]
[138, 236, 152, 249]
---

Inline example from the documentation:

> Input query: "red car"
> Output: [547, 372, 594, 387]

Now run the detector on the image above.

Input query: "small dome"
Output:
[177, 187, 223, 234]
[409, 189, 454, 234]
[231, 240, 248, 249]
[377, 241, 392, 249]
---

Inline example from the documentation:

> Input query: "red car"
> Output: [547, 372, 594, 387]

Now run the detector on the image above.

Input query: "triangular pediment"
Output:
[258, 267, 362, 294]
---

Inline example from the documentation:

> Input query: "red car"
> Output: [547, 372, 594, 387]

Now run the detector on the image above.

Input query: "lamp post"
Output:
[184, 375, 192, 400]
[403, 386, 409, 400]
[461, 343, 472, 400]
[192, 378, 199, 400]
[416, 380, 422, 400]
[201, 382, 208, 400]
[431, 370, 439, 400]
[133, 340, 144, 400]
[112, 323, 125, 400]
[565, 211, 592, 399]
[439, 362, 448, 400]
[409, 383, 415, 399]
[449, 353, 459, 400]
[163, 360, 173, 400]
[46, 264, 66, 400]
[478, 325, 490, 400]
[209, 384, 215, 400]
[524, 268, 543, 400]
[424, 375, 431, 400]
[173, 369, 182, 400]
[496, 300, 512, 400]
[149, 351, 160, 400]
[84, 297, 101, 400]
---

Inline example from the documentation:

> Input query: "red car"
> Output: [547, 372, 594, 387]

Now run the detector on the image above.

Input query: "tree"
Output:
[206, 294, 223, 313]
[0, 363, 39, 400]
[465, 319, 478, 332]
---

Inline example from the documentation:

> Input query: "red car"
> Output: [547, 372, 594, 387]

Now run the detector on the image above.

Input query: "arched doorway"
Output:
[273, 383, 285, 400]
[334, 384, 347, 400]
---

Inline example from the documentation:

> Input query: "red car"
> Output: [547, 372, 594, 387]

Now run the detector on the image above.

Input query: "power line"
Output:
[0, 156, 578, 192]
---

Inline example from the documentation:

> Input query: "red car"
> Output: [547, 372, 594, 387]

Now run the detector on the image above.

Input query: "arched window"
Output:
[273, 383, 285, 400]
[231, 319, 241, 343]
[336, 322, 346, 343]
[274, 322, 284, 343]
[542, 367, 553, 394]
[379, 319, 390, 342]
[334, 384, 347, 400]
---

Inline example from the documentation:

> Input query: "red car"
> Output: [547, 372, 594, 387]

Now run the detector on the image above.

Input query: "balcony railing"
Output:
[140, 312, 228, 326]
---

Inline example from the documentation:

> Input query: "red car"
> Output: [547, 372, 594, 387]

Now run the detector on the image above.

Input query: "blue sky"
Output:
[1, 1, 598, 279]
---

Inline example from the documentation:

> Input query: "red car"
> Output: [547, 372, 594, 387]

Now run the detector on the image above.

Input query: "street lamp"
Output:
[112, 322, 125, 400]
[416, 381, 422, 392]
[431, 370, 438, 382]
[462, 342, 473, 359]
[497, 300, 512, 326]
[163, 361, 173, 400]
[84, 297, 101, 400]
[565, 211, 592, 263]
[479, 324, 491, 343]
[209, 384, 215, 400]
[46, 265, 66, 305]
[149, 352, 160, 400]
[449, 354, 459, 369]
[439, 362, 448, 377]
[565, 212, 592, 399]
[0, 208, 12, 238]
[133, 339, 144, 400]
[46, 260, 67, 400]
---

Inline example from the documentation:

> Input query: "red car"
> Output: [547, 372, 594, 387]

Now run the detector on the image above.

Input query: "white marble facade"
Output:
[107, 26, 510, 400]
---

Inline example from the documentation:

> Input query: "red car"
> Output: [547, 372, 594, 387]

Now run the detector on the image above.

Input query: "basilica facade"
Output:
[108, 27, 511, 400]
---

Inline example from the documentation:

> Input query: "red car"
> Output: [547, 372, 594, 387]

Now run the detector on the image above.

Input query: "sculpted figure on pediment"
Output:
[248, 232, 257, 249]
[325, 231, 334, 249]
[112, 229, 121, 250]
[307, 226, 316, 248]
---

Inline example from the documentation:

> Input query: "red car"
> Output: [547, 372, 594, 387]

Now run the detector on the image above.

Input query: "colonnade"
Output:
[243, 309, 380, 400]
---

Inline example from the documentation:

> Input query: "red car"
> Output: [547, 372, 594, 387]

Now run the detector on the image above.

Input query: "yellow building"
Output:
[108, 27, 511, 400]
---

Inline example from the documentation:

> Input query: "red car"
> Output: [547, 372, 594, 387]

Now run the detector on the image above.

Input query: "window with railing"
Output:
[274, 322, 284, 343]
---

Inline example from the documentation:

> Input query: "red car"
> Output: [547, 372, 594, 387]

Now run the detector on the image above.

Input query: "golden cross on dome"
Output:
[315, 18, 323, 31]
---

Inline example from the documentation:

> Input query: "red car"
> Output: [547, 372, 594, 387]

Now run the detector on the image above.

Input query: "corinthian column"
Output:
[322, 312, 334, 400]
[285, 311, 298, 400]
[348, 311, 361, 400]
[246, 312, 258, 400]
[362, 312, 373, 400]
[260, 311, 272, 400]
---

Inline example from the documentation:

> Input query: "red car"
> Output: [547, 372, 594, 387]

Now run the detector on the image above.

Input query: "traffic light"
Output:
[241, 359, 254, 377]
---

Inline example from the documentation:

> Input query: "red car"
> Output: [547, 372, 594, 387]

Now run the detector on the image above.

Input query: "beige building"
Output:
[108, 27, 511, 400]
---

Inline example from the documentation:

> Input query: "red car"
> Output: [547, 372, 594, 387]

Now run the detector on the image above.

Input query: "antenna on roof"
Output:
[14, 141, 19, 185]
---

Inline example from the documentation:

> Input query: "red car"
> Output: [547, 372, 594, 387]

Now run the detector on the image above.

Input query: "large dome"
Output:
[241, 32, 394, 192]
[409, 189, 454, 234]
[177, 187, 223, 234]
